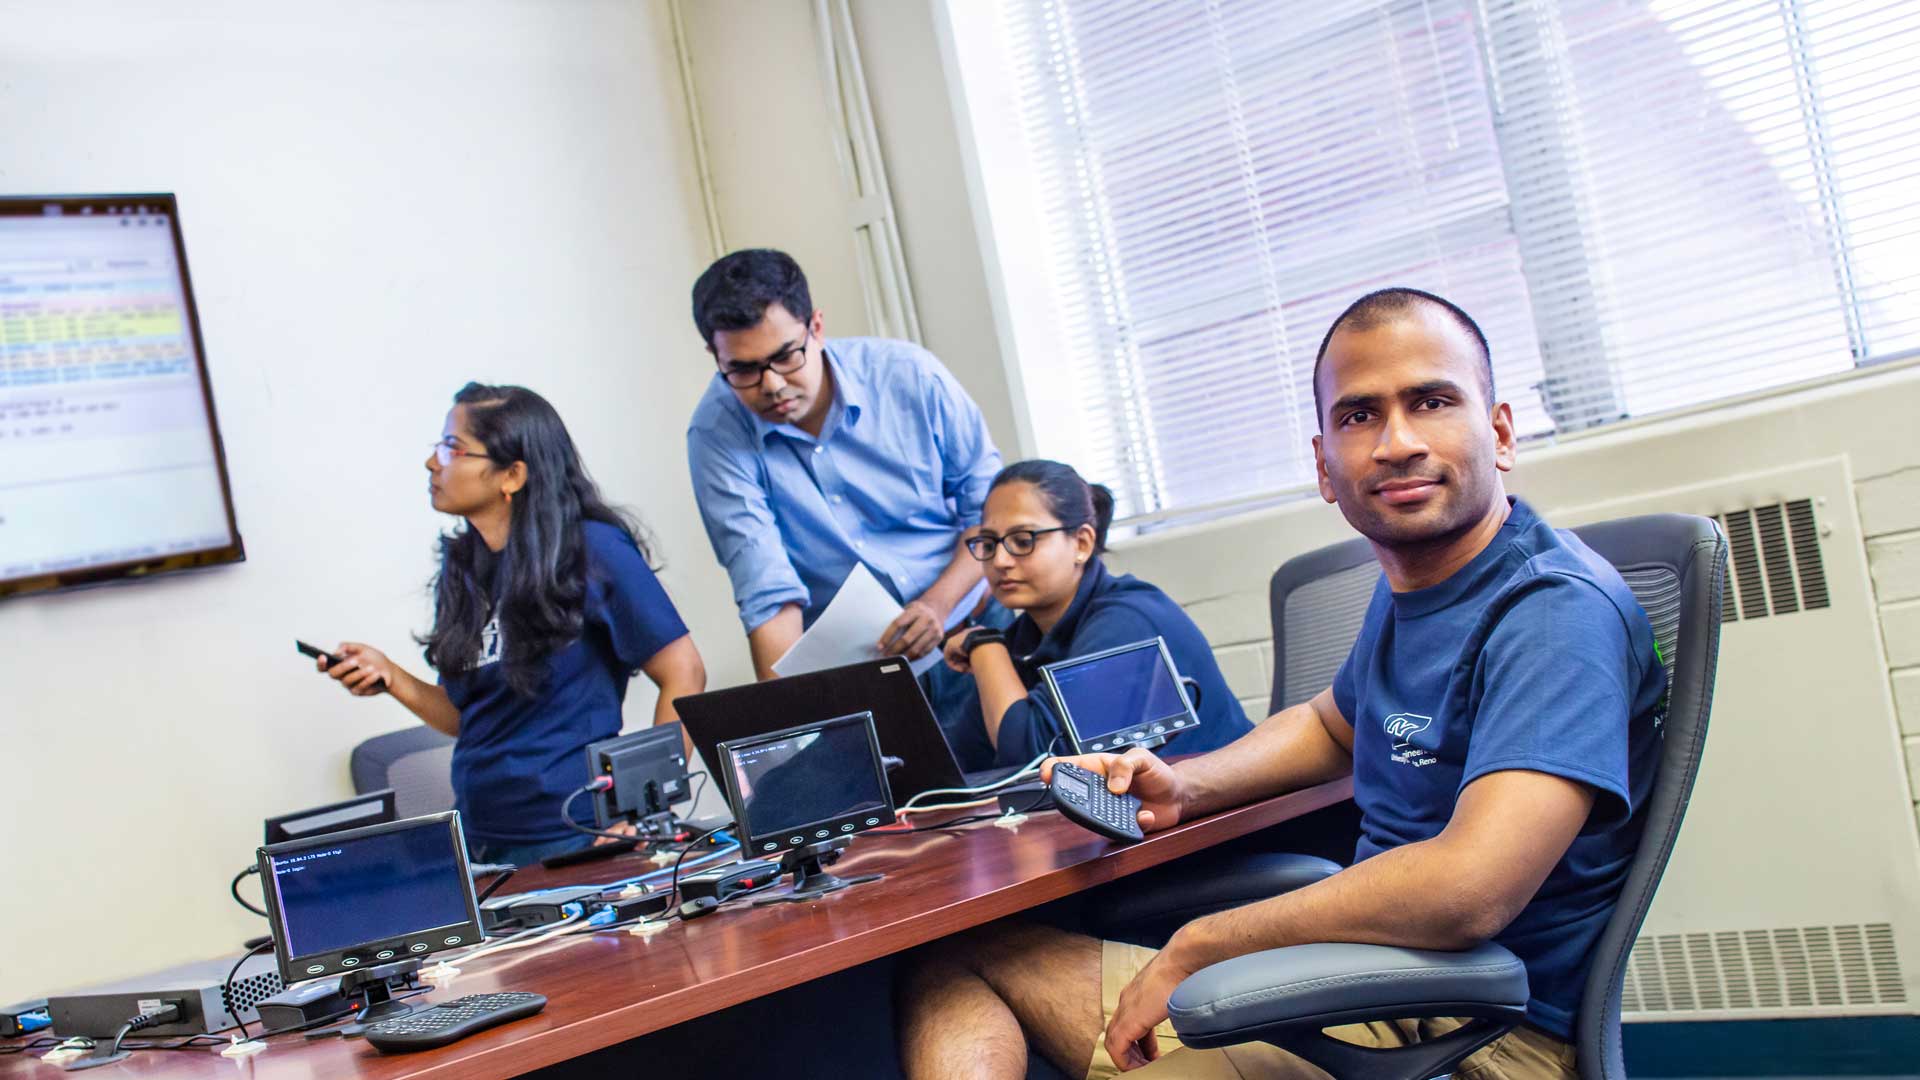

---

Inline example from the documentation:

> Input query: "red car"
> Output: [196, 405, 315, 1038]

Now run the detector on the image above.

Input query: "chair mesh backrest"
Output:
[350, 727, 457, 819]
[1568, 515, 1724, 1080]
[1270, 537, 1376, 712]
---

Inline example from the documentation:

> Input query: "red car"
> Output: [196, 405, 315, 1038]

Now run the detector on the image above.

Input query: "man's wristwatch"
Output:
[962, 627, 1006, 657]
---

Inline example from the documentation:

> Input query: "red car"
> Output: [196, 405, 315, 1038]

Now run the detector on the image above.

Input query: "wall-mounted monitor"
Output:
[0, 193, 243, 599]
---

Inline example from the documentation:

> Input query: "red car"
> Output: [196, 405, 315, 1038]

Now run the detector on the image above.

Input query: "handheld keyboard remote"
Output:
[1048, 761, 1144, 842]
[362, 991, 547, 1053]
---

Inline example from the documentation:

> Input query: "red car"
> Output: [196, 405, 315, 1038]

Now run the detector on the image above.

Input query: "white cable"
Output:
[897, 796, 999, 816]
[897, 751, 1049, 811]
[453, 914, 581, 966]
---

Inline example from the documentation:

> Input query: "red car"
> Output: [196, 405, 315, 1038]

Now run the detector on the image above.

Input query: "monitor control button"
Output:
[790, 836, 805, 845]
[864, 817, 881, 826]
[1090, 741, 1105, 751]
[340, 957, 361, 967]
[763, 842, 779, 851]
[1152, 724, 1166, 734]
[1131, 731, 1147, 740]
[814, 829, 831, 839]
[375, 950, 396, 960]
[840, 823, 855, 832]
[306, 964, 326, 975]
[443, 936, 462, 945]
[409, 943, 429, 953]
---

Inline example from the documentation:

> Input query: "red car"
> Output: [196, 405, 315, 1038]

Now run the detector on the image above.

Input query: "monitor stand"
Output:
[336, 959, 422, 1036]
[754, 837, 882, 905]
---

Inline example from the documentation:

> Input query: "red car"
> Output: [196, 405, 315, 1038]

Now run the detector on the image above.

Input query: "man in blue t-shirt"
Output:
[897, 289, 1665, 1080]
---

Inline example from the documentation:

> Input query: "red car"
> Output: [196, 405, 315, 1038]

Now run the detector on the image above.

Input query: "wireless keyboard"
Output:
[1049, 761, 1144, 842]
[362, 991, 546, 1053]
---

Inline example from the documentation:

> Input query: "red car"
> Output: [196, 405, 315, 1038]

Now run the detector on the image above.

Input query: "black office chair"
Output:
[1164, 513, 1726, 1080]
[349, 726, 457, 818]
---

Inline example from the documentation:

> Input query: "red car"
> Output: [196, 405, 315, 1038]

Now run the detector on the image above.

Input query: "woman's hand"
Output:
[319, 642, 398, 697]
[943, 627, 975, 674]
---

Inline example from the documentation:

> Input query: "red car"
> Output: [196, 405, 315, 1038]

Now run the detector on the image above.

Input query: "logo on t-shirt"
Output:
[1383, 712, 1436, 768]
[477, 617, 502, 668]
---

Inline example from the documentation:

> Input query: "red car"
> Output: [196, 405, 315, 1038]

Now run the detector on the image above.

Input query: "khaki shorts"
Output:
[1085, 941, 1577, 1080]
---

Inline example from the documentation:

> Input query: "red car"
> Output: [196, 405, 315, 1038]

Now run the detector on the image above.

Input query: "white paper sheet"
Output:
[771, 563, 943, 678]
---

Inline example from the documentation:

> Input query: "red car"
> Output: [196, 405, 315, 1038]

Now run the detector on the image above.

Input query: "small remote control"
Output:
[362, 991, 547, 1053]
[1048, 761, 1144, 842]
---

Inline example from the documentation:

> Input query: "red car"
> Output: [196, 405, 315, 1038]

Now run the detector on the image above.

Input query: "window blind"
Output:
[993, 0, 1920, 521]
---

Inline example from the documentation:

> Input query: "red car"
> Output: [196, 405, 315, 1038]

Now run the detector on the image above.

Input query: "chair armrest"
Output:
[1087, 853, 1342, 943]
[1167, 942, 1529, 1049]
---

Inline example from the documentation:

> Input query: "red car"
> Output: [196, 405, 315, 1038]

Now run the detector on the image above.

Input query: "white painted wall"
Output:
[0, 0, 743, 1004]
[675, 0, 1020, 448]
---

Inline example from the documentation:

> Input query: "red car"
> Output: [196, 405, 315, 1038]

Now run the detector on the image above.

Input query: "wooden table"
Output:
[0, 779, 1352, 1079]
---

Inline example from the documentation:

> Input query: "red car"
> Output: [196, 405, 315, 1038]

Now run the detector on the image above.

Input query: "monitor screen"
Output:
[0, 195, 243, 599]
[260, 812, 480, 980]
[1043, 638, 1198, 752]
[722, 712, 893, 852]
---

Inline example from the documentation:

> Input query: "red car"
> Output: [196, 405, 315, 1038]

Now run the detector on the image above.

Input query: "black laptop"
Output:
[675, 658, 1015, 805]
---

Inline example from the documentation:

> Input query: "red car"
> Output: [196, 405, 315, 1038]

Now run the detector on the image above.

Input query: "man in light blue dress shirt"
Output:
[685, 250, 1009, 764]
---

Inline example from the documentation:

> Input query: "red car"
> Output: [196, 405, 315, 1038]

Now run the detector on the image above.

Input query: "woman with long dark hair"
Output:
[943, 460, 1252, 769]
[316, 383, 706, 865]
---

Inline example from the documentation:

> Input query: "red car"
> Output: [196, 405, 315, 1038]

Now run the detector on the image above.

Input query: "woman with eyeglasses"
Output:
[943, 460, 1252, 769]
[313, 382, 707, 866]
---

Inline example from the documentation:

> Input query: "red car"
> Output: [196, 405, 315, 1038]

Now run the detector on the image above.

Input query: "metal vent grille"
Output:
[220, 969, 283, 1018]
[1711, 499, 1830, 622]
[1622, 923, 1906, 1014]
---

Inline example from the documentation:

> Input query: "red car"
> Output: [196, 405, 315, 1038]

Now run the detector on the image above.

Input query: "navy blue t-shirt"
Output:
[1332, 498, 1665, 1037]
[983, 558, 1253, 770]
[440, 521, 689, 847]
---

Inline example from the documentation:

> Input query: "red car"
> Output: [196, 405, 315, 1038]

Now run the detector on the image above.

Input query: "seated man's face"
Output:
[711, 305, 827, 427]
[1312, 305, 1515, 549]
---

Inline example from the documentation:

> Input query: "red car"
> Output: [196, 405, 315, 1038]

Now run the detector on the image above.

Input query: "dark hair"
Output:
[419, 382, 652, 697]
[989, 460, 1115, 556]
[1311, 287, 1493, 427]
[691, 249, 813, 346]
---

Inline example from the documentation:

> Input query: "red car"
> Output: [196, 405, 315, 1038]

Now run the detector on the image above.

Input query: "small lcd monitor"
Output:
[257, 812, 482, 985]
[1038, 637, 1200, 754]
[719, 711, 895, 860]
[263, 789, 397, 845]
[584, 722, 691, 828]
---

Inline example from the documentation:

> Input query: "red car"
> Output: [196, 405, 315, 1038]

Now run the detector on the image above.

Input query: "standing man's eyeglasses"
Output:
[718, 325, 813, 389]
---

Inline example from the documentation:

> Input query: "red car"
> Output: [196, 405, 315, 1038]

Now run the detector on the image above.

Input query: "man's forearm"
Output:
[1171, 833, 1501, 975]
[914, 529, 987, 622]
[1173, 693, 1352, 821]
[747, 605, 803, 681]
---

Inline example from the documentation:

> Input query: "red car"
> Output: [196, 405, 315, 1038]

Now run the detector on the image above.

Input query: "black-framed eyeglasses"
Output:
[966, 527, 1069, 561]
[718, 326, 813, 389]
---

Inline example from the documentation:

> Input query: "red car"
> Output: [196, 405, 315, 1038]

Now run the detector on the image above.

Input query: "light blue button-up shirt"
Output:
[686, 337, 1003, 634]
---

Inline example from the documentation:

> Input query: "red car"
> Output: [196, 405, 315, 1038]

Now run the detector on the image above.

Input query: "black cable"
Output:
[559, 784, 648, 843]
[230, 866, 268, 918]
[474, 866, 519, 904]
[0, 1037, 63, 1055]
[666, 820, 737, 910]
[222, 938, 277, 1042]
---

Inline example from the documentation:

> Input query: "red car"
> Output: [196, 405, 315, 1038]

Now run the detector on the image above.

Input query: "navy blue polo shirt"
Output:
[441, 521, 689, 847]
[981, 558, 1253, 770]
[1332, 498, 1665, 1037]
